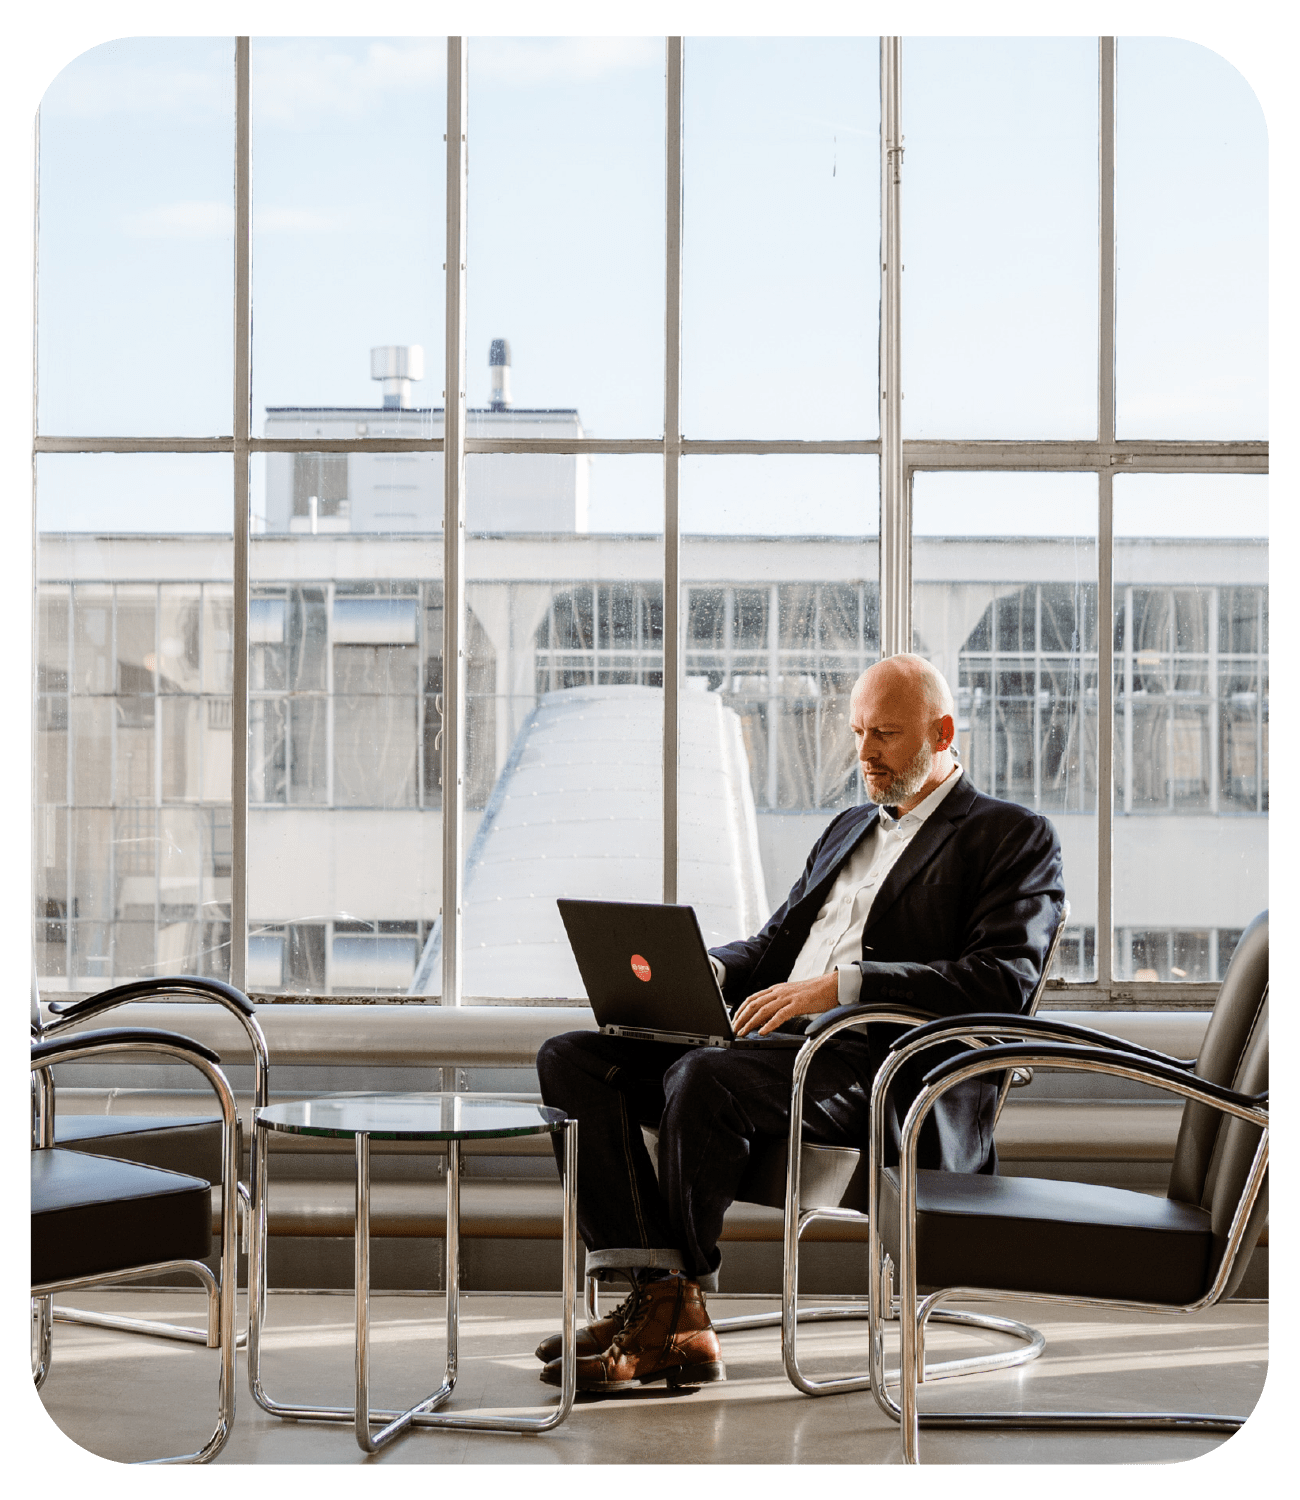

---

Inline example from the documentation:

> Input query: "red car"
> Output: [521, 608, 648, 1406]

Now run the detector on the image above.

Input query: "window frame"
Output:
[32, 36, 1267, 1008]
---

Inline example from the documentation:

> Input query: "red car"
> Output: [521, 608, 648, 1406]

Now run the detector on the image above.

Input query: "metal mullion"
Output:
[1208, 587, 1219, 815]
[680, 439, 880, 456]
[664, 36, 683, 904]
[1257, 591, 1265, 813]
[1032, 586, 1042, 810]
[231, 38, 251, 994]
[1095, 37, 1116, 992]
[251, 438, 443, 454]
[442, 38, 468, 1008]
[35, 437, 236, 453]
[32, 432, 1267, 470]
[766, 583, 780, 809]
[1099, 38, 1116, 449]
[31, 100, 44, 974]
[1097, 471, 1114, 988]
[107, 589, 118, 979]
[63, 586, 74, 975]
[813, 588, 823, 803]
[896, 440, 1267, 472]
[989, 597, 998, 797]
[723, 587, 734, 695]
[879, 38, 907, 658]
[153, 584, 162, 960]
[324, 583, 335, 809]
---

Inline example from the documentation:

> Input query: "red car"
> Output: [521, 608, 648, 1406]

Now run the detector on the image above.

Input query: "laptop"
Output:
[557, 898, 805, 1049]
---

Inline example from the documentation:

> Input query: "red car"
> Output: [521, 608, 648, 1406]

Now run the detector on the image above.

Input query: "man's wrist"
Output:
[835, 963, 863, 1008]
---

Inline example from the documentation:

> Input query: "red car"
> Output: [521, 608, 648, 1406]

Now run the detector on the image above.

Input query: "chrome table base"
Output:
[248, 1116, 579, 1454]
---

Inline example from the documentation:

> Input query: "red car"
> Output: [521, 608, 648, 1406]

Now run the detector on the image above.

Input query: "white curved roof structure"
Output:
[412, 684, 769, 998]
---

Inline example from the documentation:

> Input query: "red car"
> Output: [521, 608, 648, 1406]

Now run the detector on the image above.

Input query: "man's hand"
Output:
[733, 972, 841, 1037]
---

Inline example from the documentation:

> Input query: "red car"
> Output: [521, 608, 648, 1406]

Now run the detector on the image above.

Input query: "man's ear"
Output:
[934, 715, 955, 752]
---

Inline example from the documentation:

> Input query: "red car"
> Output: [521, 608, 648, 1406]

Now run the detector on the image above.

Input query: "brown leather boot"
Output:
[534, 1283, 641, 1363]
[541, 1274, 725, 1391]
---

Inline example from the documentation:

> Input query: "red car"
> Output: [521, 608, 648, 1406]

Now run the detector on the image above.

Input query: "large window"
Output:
[32, 37, 1266, 1004]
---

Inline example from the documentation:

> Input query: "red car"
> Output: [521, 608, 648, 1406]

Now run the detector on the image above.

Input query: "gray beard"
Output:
[867, 740, 940, 808]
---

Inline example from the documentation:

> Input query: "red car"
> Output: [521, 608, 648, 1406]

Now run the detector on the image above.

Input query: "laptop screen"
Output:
[557, 899, 736, 1038]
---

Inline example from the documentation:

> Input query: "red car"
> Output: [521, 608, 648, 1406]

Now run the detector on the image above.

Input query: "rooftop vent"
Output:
[489, 338, 512, 411]
[370, 345, 424, 409]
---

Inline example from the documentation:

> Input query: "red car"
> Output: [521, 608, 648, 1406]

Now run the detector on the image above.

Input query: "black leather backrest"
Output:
[1168, 910, 1267, 1206]
[1206, 993, 1268, 1300]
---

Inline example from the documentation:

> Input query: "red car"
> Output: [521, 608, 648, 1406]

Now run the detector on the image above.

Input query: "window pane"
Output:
[418, 455, 665, 1000]
[678, 457, 879, 941]
[1116, 41, 1267, 438]
[250, 38, 446, 425]
[37, 39, 235, 436]
[682, 38, 880, 439]
[902, 38, 1098, 438]
[467, 38, 664, 437]
[36, 455, 234, 988]
[250, 455, 442, 994]
[1113, 475, 1267, 980]
[913, 472, 1098, 980]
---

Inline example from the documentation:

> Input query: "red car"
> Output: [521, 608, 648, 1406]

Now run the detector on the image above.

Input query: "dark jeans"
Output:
[536, 1029, 879, 1287]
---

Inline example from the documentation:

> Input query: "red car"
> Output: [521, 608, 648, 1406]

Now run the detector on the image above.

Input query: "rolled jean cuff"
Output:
[585, 1246, 719, 1294]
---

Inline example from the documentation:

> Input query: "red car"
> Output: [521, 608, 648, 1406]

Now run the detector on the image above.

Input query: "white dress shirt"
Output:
[712, 762, 963, 1009]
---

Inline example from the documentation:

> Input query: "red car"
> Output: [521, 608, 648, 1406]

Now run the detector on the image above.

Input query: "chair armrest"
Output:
[886, 1012, 1197, 1070]
[31, 1027, 238, 1173]
[920, 1041, 1267, 1115]
[805, 1001, 935, 1041]
[47, 974, 256, 1019]
[32, 1027, 222, 1070]
[42, 974, 270, 1110]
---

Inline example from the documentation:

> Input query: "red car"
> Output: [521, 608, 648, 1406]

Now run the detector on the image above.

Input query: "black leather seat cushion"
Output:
[878, 1168, 1213, 1305]
[55, 1115, 225, 1183]
[32, 1147, 212, 1286]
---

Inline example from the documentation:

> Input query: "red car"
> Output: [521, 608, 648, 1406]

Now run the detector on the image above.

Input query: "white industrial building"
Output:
[35, 346, 1268, 997]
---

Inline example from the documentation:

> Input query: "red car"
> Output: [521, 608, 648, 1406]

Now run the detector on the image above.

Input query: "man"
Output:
[535, 654, 1065, 1393]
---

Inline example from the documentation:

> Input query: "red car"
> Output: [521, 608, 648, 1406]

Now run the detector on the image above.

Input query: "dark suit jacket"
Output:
[709, 773, 1065, 1173]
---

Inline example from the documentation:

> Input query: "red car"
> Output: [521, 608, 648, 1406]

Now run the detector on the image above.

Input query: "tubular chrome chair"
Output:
[32, 974, 268, 1350]
[867, 908, 1268, 1463]
[612, 902, 1070, 1397]
[31, 1025, 241, 1464]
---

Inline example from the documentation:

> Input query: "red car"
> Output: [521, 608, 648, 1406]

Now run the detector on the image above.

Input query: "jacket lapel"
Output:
[793, 804, 880, 920]
[862, 774, 975, 938]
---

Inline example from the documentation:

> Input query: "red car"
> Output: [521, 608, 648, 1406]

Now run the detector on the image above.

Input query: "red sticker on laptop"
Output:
[630, 954, 652, 982]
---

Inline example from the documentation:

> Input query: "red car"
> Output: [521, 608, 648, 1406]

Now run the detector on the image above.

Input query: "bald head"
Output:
[848, 655, 957, 813]
[852, 654, 954, 722]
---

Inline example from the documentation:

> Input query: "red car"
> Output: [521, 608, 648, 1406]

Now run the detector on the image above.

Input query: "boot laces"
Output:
[613, 1276, 676, 1347]
[603, 1286, 640, 1330]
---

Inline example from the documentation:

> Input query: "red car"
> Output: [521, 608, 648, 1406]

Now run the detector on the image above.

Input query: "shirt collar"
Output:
[879, 761, 963, 833]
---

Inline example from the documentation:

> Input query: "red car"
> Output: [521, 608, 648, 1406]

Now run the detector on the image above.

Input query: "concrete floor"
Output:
[33, 1289, 1268, 1467]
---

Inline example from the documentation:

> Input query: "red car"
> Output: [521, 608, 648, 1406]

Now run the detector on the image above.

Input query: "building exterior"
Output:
[34, 380, 1268, 995]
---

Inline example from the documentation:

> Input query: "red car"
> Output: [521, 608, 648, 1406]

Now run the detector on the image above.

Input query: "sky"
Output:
[32, 34, 1269, 539]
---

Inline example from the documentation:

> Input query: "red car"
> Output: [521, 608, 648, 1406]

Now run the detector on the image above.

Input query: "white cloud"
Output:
[42, 36, 661, 132]
[251, 38, 447, 127]
[120, 200, 233, 240]
[119, 201, 343, 239]
[248, 36, 663, 135]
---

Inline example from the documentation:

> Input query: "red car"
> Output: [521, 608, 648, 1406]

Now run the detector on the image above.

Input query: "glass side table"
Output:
[247, 1092, 577, 1454]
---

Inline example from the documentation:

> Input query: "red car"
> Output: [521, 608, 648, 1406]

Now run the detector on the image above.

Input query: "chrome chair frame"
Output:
[866, 1030, 1268, 1463]
[36, 976, 269, 1350]
[31, 1028, 241, 1464]
[587, 902, 1070, 1397]
[708, 901, 1073, 1393]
